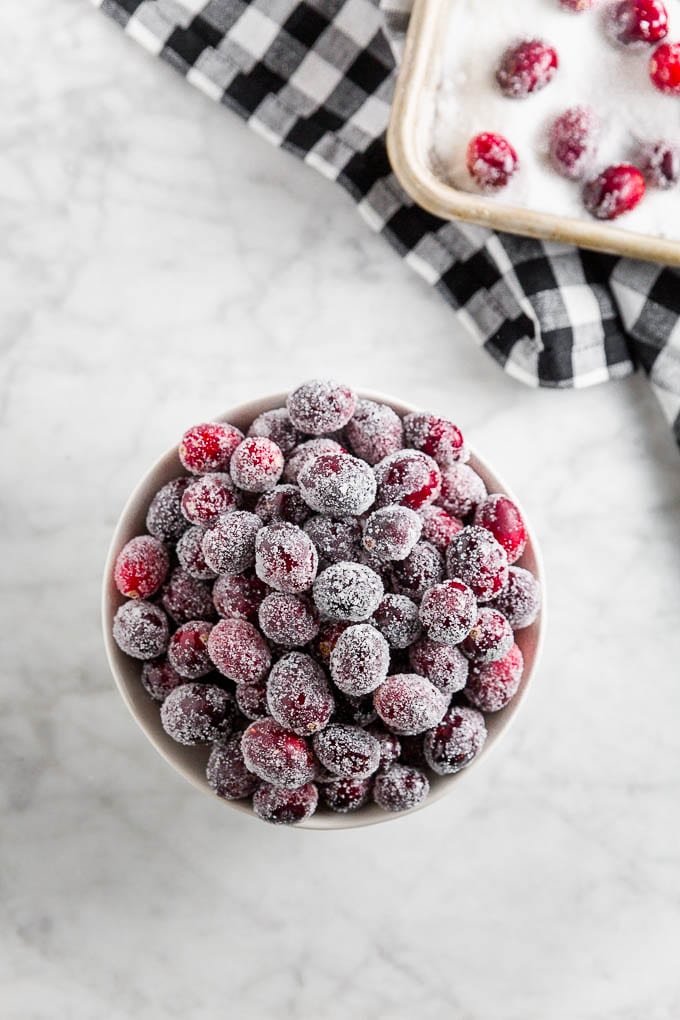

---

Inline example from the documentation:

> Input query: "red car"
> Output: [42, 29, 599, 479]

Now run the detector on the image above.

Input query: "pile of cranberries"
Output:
[466, 0, 680, 219]
[111, 381, 541, 825]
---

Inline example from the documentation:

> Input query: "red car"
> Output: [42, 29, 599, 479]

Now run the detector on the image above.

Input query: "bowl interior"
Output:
[102, 390, 545, 830]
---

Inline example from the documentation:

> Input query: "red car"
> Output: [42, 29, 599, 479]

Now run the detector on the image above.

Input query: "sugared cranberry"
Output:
[247, 407, 301, 453]
[287, 379, 357, 434]
[241, 717, 316, 788]
[374, 449, 441, 510]
[408, 636, 469, 696]
[402, 412, 466, 469]
[548, 106, 599, 181]
[201, 510, 261, 575]
[374, 674, 448, 735]
[583, 165, 646, 219]
[146, 476, 191, 542]
[321, 776, 372, 813]
[373, 764, 429, 812]
[418, 505, 464, 552]
[212, 571, 268, 622]
[639, 140, 680, 188]
[312, 561, 384, 622]
[206, 736, 259, 800]
[141, 657, 184, 701]
[114, 535, 169, 600]
[167, 620, 214, 679]
[362, 505, 422, 561]
[465, 643, 524, 712]
[390, 541, 443, 601]
[160, 682, 236, 745]
[491, 566, 541, 629]
[179, 422, 243, 474]
[496, 39, 558, 97]
[258, 592, 319, 647]
[365, 725, 401, 768]
[344, 399, 404, 465]
[313, 724, 381, 779]
[298, 453, 376, 517]
[255, 521, 318, 593]
[254, 484, 311, 526]
[230, 437, 284, 493]
[283, 438, 346, 484]
[253, 782, 319, 824]
[460, 607, 514, 663]
[303, 515, 363, 564]
[438, 463, 487, 518]
[207, 618, 271, 684]
[235, 679, 268, 720]
[181, 473, 238, 526]
[467, 133, 519, 191]
[446, 525, 509, 601]
[329, 623, 390, 696]
[424, 706, 487, 776]
[112, 600, 169, 659]
[607, 0, 669, 46]
[312, 620, 351, 666]
[474, 493, 528, 564]
[266, 652, 335, 735]
[371, 593, 422, 649]
[419, 579, 477, 645]
[176, 525, 217, 580]
[161, 567, 216, 624]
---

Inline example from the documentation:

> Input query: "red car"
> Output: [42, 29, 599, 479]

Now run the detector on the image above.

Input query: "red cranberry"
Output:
[402, 412, 466, 468]
[371, 593, 422, 649]
[230, 437, 284, 493]
[206, 736, 259, 800]
[160, 682, 236, 745]
[639, 140, 680, 188]
[374, 449, 441, 510]
[374, 674, 448, 735]
[465, 643, 524, 712]
[321, 776, 372, 813]
[460, 607, 514, 663]
[344, 399, 404, 465]
[255, 521, 318, 593]
[424, 706, 487, 776]
[141, 657, 184, 701]
[474, 493, 528, 564]
[235, 679, 268, 720]
[201, 511, 261, 575]
[287, 379, 357, 434]
[181, 473, 238, 526]
[362, 505, 422, 561]
[491, 566, 541, 629]
[258, 592, 319, 647]
[253, 782, 319, 824]
[254, 484, 311, 526]
[241, 717, 316, 788]
[146, 476, 191, 542]
[583, 165, 646, 219]
[114, 535, 169, 600]
[312, 620, 352, 666]
[312, 562, 384, 621]
[313, 724, 381, 779]
[418, 505, 464, 552]
[112, 600, 169, 659]
[496, 39, 558, 97]
[438, 463, 487, 517]
[303, 515, 363, 564]
[167, 620, 214, 679]
[248, 408, 301, 454]
[391, 541, 444, 600]
[607, 0, 669, 46]
[212, 572, 268, 622]
[419, 579, 478, 645]
[446, 525, 509, 601]
[467, 133, 519, 191]
[408, 636, 469, 696]
[207, 618, 271, 684]
[161, 568, 216, 624]
[179, 422, 243, 474]
[283, 438, 346, 483]
[298, 453, 376, 516]
[266, 652, 335, 735]
[548, 106, 599, 181]
[176, 526, 217, 580]
[329, 623, 390, 696]
[373, 764, 429, 812]
[365, 725, 401, 768]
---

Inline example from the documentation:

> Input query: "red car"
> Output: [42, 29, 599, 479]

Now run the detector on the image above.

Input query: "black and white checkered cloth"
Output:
[95, 0, 680, 445]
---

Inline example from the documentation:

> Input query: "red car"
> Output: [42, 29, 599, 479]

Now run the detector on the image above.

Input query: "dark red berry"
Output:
[312, 561, 384, 622]
[179, 422, 243, 474]
[424, 706, 487, 776]
[258, 592, 319, 647]
[146, 476, 191, 542]
[402, 412, 466, 468]
[606, 0, 669, 46]
[176, 525, 217, 580]
[365, 724, 401, 768]
[313, 724, 381, 779]
[112, 600, 169, 659]
[321, 775, 372, 813]
[496, 39, 558, 97]
[212, 572, 268, 623]
[467, 133, 519, 191]
[201, 510, 261, 575]
[303, 515, 363, 564]
[266, 652, 334, 735]
[373, 764, 429, 812]
[235, 679, 268, 720]
[446, 525, 509, 601]
[438, 463, 487, 517]
[329, 623, 390, 696]
[474, 493, 528, 564]
[373, 674, 448, 735]
[206, 736, 259, 800]
[408, 636, 469, 696]
[253, 782, 318, 824]
[255, 521, 318, 594]
[241, 717, 316, 788]
[298, 453, 376, 516]
[287, 379, 357, 434]
[161, 567, 216, 624]
[167, 620, 214, 679]
[283, 438, 346, 484]
[141, 657, 184, 701]
[491, 566, 541, 629]
[548, 106, 599, 181]
[207, 618, 271, 684]
[418, 505, 464, 553]
[114, 535, 169, 600]
[248, 407, 301, 454]
[639, 140, 680, 188]
[254, 484, 311, 527]
[460, 607, 514, 663]
[465, 643, 524, 712]
[362, 505, 422, 561]
[160, 682, 236, 745]
[181, 473, 238, 526]
[344, 399, 404, 465]
[583, 164, 646, 219]
[371, 593, 422, 649]
[419, 579, 478, 645]
[391, 541, 444, 601]
[374, 449, 441, 510]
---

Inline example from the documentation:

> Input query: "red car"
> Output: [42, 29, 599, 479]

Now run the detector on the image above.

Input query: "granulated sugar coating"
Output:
[111, 381, 541, 824]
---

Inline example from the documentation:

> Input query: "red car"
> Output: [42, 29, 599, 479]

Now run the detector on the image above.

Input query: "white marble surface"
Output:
[2, 2, 680, 1018]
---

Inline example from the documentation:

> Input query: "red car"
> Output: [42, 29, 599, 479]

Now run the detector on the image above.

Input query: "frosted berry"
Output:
[446, 525, 509, 601]
[330, 623, 390, 696]
[254, 484, 311, 527]
[303, 515, 363, 565]
[371, 593, 422, 649]
[287, 379, 357, 434]
[160, 682, 236, 745]
[402, 412, 465, 469]
[206, 736, 259, 800]
[419, 579, 478, 645]
[112, 600, 169, 659]
[298, 453, 376, 516]
[418, 505, 463, 552]
[258, 592, 319, 647]
[161, 568, 216, 624]
[312, 619, 351, 666]
[639, 140, 680, 188]
[374, 674, 448, 735]
[255, 521, 318, 593]
[424, 706, 487, 776]
[141, 657, 184, 701]
[212, 571, 268, 622]
[207, 618, 271, 684]
[474, 493, 528, 564]
[466, 643, 524, 712]
[548, 106, 599, 181]
[313, 724, 381, 779]
[181, 473, 238, 526]
[176, 525, 217, 580]
[362, 505, 422, 561]
[344, 398, 404, 465]
[408, 636, 469, 696]
[313, 561, 384, 622]
[241, 717, 316, 788]
[114, 535, 169, 600]
[179, 422, 243, 474]
[365, 725, 401, 768]
[253, 782, 318, 824]
[167, 620, 214, 679]
[438, 463, 487, 517]
[374, 449, 441, 510]
[583, 165, 646, 219]
[467, 133, 519, 190]
[460, 607, 514, 663]
[391, 541, 443, 600]
[373, 764, 429, 812]
[267, 652, 335, 735]
[201, 511, 261, 575]
[146, 476, 191, 542]
[491, 566, 541, 629]
[248, 407, 301, 454]
[283, 438, 346, 483]
[607, 0, 669, 46]
[321, 776, 372, 813]
[230, 437, 284, 493]
[496, 39, 558, 97]
[235, 679, 268, 720]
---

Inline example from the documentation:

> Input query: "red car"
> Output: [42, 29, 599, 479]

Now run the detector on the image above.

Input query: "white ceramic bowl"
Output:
[102, 390, 545, 829]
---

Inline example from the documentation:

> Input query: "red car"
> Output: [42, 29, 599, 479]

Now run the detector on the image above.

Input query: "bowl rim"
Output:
[102, 388, 546, 830]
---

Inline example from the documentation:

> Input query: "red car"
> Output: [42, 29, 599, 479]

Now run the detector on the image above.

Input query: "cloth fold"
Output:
[95, 0, 680, 445]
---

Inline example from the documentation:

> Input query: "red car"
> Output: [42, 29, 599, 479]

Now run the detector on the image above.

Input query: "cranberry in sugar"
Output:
[179, 422, 243, 474]
[298, 453, 376, 516]
[465, 643, 524, 712]
[255, 521, 318, 594]
[371, 593, 422, 649]
[303, 515, 363, 564]
[424, 706, 487, 776]
[207, 618, 271, 684]
[491, 566, 541, 629]
[391, 541, 443, 601]
[548, 106, 599, 181]
[408, 636, 469, 696]
[247, 407, 301, 454]
[181, 473, 238, 527]
[141, 658, 184, 702]
[466, 133, 519, 191]
[167, 620, 214, 679]
[374, 449, 441, 510]
[446, 525, 509, 601]
[176, 525, 217, 580]
[474, 493, 528, 564]
[160, 682, 236, 745]
[402, 412, 466, 469]
[313, 724, 381, 779]
[114, 535, 169, 600]
[438, 463, 487, 518]
[241, 717, 316, 788]
[365, 725, 401, 768]
[112, 600, 169, 659]
[496, 39, 558, 97]
[235, 679, 268, 720]
[373, 674, 448, 735]
[583, 165, 646, 219]
[266, 652, 334, 735]
[206, 737, 259, 800]
[312, 561, 384, 622]
[161, 567, 216, 624]
[230, 437, 284, 493]
[460, 607, 514, 663]
[344, 398, 404, 465]
[146, 476, 191, 542]
[330, 623, 390, 696]
[201, 511, 261, 575]
[418, 505, 463, 553]
[321, 776, 373, 813]
[253, 782, 319, 825]
[362, 505, 422, 561]
[373, 765, 430, 812]
[258, 592, 319, 647]
[254, 485, 311, 527]
[419, 579, 478, 645]
[287, 379, 357, 434]
[212, 572, 268, 623]
[639, 140, 680, 188]
[283, 438, 346, 484]
[606, 0, 669, 46]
